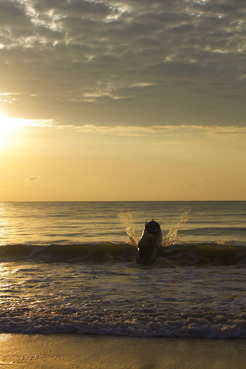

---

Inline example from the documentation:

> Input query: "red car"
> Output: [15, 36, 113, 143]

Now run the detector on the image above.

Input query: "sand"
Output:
[0, 334, 245, 369]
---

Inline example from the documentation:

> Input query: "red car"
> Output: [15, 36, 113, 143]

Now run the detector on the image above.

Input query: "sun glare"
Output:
[0, 114, 34, 145]
[0, 114, 53, 146]
[0, 114, 19, 144]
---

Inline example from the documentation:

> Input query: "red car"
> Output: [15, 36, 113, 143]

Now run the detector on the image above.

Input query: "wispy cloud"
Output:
[201, 177, 210, 183]
[72, 124, 246, 138]
[26, 175, 40, 182]
[0, 116, 54, 128]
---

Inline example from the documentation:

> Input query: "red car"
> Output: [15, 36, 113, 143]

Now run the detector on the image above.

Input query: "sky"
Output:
[0, 0, 246, 201]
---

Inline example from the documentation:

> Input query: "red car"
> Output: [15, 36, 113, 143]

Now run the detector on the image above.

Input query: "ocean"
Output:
[0, 201, 245, 339]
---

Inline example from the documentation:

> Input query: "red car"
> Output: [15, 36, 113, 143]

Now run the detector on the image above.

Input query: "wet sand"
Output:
[0, 334, 245, 369]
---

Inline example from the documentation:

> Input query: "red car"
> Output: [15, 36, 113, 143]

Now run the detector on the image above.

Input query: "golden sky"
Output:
[0, 0, 246, 200]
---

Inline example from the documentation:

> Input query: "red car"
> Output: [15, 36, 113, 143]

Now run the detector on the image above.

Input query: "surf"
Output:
[0, 242, 245, 266]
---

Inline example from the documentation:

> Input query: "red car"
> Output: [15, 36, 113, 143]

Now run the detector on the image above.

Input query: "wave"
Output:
[163, 243, 246, 266]
[0, 242, 136, 263]
[0, 242, 245, 266]
[0, 312, 245, 338]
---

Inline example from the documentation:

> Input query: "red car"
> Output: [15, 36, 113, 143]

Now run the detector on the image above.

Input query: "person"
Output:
[137, 219, 162, 263]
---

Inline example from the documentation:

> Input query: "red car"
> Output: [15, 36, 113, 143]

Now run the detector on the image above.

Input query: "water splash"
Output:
[118, 211, 138, 246]
[164, 208, 190, 247]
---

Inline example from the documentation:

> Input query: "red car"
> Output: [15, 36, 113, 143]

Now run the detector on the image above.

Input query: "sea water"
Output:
[0, 201, 245, 338]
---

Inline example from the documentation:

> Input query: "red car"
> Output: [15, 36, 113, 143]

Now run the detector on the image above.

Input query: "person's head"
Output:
[145, 219, 160, 235]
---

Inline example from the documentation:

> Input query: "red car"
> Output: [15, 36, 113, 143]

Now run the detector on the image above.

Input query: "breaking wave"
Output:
[0, 242, 245, 266]
[0, 309, 245, 338]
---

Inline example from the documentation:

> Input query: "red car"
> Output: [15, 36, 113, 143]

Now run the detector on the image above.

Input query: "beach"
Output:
[0, 334, 246, 369]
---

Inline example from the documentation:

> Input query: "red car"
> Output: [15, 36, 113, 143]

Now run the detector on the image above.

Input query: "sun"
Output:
[0, 114, 14, 136]
[0, 114, 25, 145]
[0, 115, 14, 144]
[0, 114, 53, 146]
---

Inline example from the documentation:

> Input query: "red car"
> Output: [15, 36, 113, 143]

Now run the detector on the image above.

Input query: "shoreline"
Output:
[0, 334, 245, 368]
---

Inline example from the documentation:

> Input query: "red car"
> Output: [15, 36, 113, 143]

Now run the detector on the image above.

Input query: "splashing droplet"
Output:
[164, 208, 190, 246]
[118, 211, 138, 246]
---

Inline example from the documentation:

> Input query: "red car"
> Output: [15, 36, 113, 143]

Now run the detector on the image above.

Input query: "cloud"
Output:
[0, 0, 245, 126]
[71, 124, 246, 139]
[26, 175, 40, 182]
[201, 177, 210, 183]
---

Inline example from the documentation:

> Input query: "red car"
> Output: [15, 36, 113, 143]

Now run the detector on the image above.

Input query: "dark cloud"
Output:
[0, 0, 29, 26]
[0, 0, 245, 126]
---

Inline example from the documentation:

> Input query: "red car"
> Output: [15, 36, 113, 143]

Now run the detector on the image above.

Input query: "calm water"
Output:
[0, 201, 245, 338]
